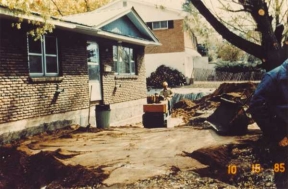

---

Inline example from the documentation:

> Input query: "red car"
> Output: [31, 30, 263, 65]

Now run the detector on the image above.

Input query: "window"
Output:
[87, 41, 102, 101]
[152, 21, 168, 30]
[147, 20, 174, 30]
[113, 44, 135, 75]
[28, 36, 59, 77]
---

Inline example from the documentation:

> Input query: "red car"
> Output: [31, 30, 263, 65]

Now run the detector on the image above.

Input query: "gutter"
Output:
[97, 30, 161, 46]
[0, 5, 160, 47]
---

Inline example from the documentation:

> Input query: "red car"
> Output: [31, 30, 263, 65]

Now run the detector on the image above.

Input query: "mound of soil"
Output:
[196, 82, 257, 106]
[211, 82, 256, 97]
[173, 99, 197, 110]
[184, 139, 288, 188]
[172, 82, 257, 124]
[0, 146, 108, 189]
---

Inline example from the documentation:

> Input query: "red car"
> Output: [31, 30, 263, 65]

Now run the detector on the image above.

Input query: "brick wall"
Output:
[99, 42, 147, 104]
[0, 19, 89, 124]
[0, 18, 147, 125]
[145, 19, 185, 54]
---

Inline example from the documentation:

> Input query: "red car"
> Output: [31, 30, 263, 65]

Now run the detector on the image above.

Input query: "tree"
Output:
[0, 0, 109, 39]
[183, 2, 231, 62]
[217, 41, 245, 61]
[187, 0, 288, 71]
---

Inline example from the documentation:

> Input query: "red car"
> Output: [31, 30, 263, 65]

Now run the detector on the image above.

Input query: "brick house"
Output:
[96, 0, 201, 83]
[0, 6, 160, 143]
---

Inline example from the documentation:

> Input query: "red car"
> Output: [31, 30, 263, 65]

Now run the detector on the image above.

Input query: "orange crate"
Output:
[143, 101, 168, 113]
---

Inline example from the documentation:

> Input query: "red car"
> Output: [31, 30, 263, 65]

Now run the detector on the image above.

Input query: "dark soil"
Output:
[172, 82, 257, 124]
[0, 126, 110, 189]
[1, 126, 287, 188]
[0, 146, 109, 189]
[185, 138, 288, 189]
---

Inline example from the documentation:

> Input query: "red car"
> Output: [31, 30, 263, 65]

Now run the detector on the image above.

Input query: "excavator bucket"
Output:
[206, 98, 249, 135]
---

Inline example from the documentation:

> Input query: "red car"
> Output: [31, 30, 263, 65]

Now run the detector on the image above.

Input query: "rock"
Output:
[265, 182, 273, 187]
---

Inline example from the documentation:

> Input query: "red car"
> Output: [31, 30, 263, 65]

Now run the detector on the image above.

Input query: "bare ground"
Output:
[1, 82, 287, 188]
[2, 123, 286, 189]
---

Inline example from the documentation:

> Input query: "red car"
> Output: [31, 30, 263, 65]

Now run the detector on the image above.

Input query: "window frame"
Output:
[152, 21, 168, 30]
[113, 44, 136, 75]
[27, 35, 59, 77]
[87, 41, 102, 101]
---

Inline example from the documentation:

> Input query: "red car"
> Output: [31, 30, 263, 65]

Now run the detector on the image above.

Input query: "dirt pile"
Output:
[195, 82, 257, 108]
[184, 139, 288, 188]
[172, 99, 197, 110]
[172, 82, 257, 124]
[0, 129, 109, 189]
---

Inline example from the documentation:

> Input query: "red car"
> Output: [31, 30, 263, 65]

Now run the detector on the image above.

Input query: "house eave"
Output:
[96, 30, 161, 47]
[0, 6, 160, 47]
[0, 6, 80, 30]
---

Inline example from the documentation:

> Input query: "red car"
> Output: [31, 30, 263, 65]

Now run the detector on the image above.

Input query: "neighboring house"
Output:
[96, 0, 201, 83]
[0, 6, 160, 143]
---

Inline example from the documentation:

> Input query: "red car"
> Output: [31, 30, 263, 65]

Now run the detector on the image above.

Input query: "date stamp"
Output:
[227, 163, 286, 175]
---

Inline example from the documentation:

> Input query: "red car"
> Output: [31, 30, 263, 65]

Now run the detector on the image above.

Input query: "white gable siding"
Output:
[98, 1, 183, 22]
[128, 3, 183, 22]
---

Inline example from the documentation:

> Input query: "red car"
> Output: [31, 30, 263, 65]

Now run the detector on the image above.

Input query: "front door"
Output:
[87, 41, 102, 101]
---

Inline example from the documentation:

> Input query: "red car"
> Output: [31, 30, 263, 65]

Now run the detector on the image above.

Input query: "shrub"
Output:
[146, 65, 186, 88]
[215, 61, 264, 73]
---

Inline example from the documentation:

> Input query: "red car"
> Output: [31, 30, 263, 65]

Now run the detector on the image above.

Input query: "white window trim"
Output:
[152, 21, 168, 30]
[113, 45, 135, 75]
[28, 36, 59, 77]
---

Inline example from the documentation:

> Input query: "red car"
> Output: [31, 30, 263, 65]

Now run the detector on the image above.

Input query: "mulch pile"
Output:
[171, 82, 257, 124]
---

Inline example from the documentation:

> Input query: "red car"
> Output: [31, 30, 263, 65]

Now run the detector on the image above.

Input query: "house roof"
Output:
[0, 5, 161, 47]
[63, 7, 159, 44]
[64, 6, 132, 27]
[95, 0, 185, 22]
[96, 0, 183, 15]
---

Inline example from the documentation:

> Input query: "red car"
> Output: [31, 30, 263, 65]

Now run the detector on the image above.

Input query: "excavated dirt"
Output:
[172, 82, 257, 124]
[0, 127, 110, 189]
[0, 147, 108, 189]
[1, 82, 287, 188]
[0, 125, 287, 188]
[186, 139, 288, 189]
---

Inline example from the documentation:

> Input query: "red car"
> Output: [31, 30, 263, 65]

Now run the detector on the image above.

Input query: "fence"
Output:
[194, 68, 265, 81]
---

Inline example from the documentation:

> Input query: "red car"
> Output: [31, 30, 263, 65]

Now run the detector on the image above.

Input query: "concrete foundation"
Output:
[109, 98, 146, 126]
[0, 109, 90, 145]
[0, 98, 147, 145]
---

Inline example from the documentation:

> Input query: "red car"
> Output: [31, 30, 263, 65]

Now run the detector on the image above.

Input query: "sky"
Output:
[138, 0, 224, 10]
[136, 0, 237, 16]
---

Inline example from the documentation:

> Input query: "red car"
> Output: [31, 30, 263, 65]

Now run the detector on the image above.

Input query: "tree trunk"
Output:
[189, 0, 287, 71]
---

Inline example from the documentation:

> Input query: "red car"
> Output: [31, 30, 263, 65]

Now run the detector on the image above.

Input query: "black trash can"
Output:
[95, 104, 111, 129]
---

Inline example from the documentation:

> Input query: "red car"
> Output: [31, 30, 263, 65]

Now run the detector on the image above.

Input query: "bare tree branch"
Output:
[216, 14, 261, 43]
[50, 0, 63, 16]
[189, 0, 263, 59]
[84, 0, 90, 12]
[219, 8, 249, 13]
[217, 0, 251, 13]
